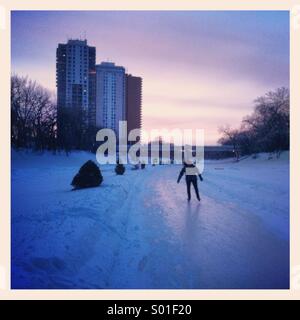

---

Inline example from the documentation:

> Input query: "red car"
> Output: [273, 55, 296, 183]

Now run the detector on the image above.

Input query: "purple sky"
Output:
[11, 11, 289, 144]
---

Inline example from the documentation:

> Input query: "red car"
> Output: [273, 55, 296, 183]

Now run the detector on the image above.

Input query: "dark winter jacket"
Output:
[177, 163, 203, 183]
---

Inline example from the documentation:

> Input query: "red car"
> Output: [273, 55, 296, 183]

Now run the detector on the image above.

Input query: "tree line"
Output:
[11, 75, 289, 156]
[218, 87, 289, 156]
[11, 75, 98, 153]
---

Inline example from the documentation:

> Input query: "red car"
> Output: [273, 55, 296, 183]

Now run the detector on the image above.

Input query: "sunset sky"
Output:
[11, 11, 289, 144]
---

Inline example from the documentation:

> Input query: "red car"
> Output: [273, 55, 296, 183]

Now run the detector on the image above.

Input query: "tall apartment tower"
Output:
[126, 74, 142, 139]
[95, 62, 126, 134]
[56, 39, 96, 126]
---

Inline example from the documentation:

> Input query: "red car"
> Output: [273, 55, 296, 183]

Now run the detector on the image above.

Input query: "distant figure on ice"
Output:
[177, 162, 203, 201]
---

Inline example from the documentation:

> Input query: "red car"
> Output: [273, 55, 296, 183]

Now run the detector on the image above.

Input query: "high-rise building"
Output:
[95, 62, 126, 134]
[126, 74, 142, 139]
[56, 39, 96, 126]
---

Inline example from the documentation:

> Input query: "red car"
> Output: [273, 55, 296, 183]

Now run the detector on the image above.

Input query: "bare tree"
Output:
[218, 125, 240, 160]
[11, 75, 57, 151]
[218, 87, 289, 156]
[243, 87, 289, 154]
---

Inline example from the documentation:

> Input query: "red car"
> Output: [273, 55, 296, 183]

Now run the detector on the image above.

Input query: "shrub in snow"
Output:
[141, 162, 146, 169]
[115, 161, 125, 175]
[71, 160, 103, 189]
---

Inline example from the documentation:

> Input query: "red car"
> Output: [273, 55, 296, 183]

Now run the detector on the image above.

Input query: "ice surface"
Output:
[11, 150, 289, 289]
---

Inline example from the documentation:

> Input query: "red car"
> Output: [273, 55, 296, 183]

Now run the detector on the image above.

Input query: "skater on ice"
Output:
[177, 161, 203, 201]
